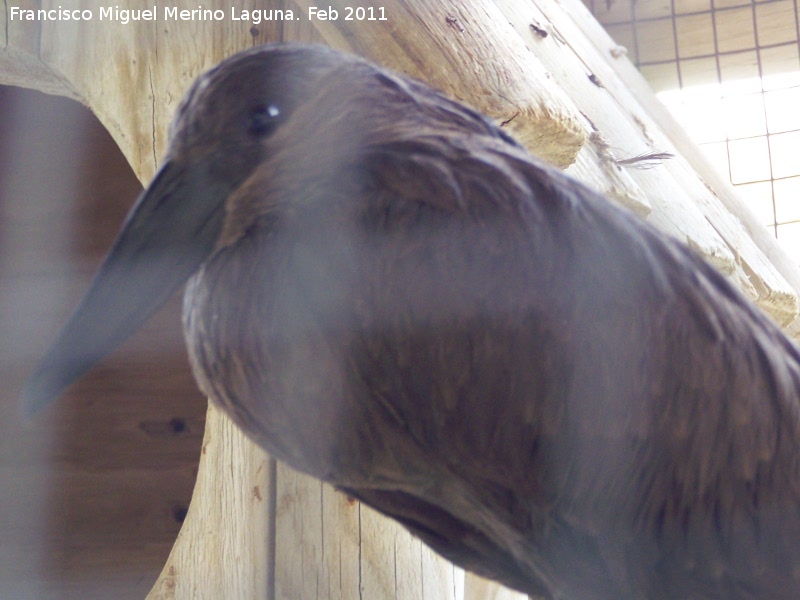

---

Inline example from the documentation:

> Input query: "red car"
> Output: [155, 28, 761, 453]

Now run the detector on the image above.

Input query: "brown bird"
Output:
[23, 44, 800, 599]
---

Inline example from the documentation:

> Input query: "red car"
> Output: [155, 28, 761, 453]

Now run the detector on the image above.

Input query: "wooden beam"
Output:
[289, 0, 588, 167]
[534, 0, 799, 325]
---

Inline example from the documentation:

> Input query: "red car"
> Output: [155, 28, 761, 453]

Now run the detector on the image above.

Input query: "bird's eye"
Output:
[248, 104, 280, 137]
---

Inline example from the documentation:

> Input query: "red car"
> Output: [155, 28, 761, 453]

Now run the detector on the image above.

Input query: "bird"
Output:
[22, 43, 800, 599]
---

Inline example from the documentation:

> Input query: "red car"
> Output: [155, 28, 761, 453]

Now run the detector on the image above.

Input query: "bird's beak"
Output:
[22, 158, 230, 416]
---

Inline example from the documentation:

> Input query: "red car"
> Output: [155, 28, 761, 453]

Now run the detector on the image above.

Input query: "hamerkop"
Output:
[23, 44, 800, 599]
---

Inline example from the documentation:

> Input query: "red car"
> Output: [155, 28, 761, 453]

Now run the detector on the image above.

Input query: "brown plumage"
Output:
[24, 44, 800, 599]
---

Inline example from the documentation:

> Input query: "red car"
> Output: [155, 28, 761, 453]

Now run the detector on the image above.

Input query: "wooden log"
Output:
[147, 404, 465, 600]
[0, 0, 79, 98]
[557, 0, 800, 328]
[495, 0, 735, 267]
[465, 573, 531, 600]
[147, 404, 272, 599]
[513, 0, 799, 325]
[288, 0, 588, 167]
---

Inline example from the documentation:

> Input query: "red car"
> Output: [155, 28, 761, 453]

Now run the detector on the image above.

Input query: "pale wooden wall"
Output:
[4, 0, 800, 598]
[0, 83, 207, 599]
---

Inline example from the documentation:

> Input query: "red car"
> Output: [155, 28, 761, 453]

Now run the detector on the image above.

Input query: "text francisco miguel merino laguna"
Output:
[9, 5, 388, 24]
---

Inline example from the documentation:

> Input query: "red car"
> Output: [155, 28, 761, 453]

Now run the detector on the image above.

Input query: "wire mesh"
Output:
[584, 0, 800, 261]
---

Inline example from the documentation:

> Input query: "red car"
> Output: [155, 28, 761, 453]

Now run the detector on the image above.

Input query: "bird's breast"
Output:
[183, 221, 369, 478]
[180, 204, 567, 490]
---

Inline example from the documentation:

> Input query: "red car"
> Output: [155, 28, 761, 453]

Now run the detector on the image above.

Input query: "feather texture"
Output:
[181, 46, 800, 599]
[26, 44, 800, 599]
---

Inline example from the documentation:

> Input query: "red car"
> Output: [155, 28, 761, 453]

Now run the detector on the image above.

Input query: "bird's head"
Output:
[21, 44, 354, 414]
[167, 44, 350, 187]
